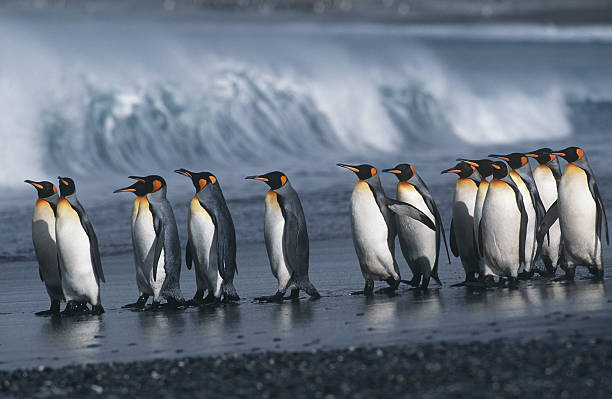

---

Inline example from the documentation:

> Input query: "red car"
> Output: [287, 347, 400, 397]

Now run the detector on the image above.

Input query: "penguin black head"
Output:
[456, 159, 495, 179]
[58, 177, 76, 197]
[25, 180, 57, 199]
[440, 162, 475, 178]
[337, 163, 378, 181]
[113, 180, 147, 196]
[129, 175, 167, 194]
[245, 171, 288, 190]
[525, 148, 556, 165]
[175, 168, 218, 193]
[490, 161, 510, 180]
[488, 153, 529, 170]
[552, 146, 584, 163]
[382, 164, 415, 182]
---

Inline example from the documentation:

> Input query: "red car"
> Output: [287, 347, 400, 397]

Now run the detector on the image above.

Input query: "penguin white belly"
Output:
[56, 199, 99, 305]
[188, 197, 222, 297]
[473, 182, 493, 275]
[533, 166, 562, 268]
[396, 182, 436, 276]
[510, 171, 536, 271]
[559, 164, 600, 267]
[133, 199, 165, 300]
[481, 181, 521, 277]
[32, 200, 62, 300]
[264, 191, 293, 291]
[350, 181, 396, 281]
[453, 178, 478, 272]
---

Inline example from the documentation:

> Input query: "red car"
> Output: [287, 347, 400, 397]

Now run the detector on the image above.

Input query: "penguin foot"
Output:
[224, 293, 241, 302]
[36, 300, 61, 316]
[254, 292, 284, 303]
[553, 274, 575, 282]
[202, 296, 222, 307]
[62, 301, 87, 316]
[536, 267, 557, 278]
[507, 277, 519, 289]
[148, 301, 162, 311]
[91, 305, 105, 315]
[288, 288, 300, 301]
[165, 297, 187, 309]
[401, 277, 421, 287]
[122, 295, 149, 309]
[517, 270, 534, 281]
[450, 281, 466, 287]
[587, 268, 604, 281]
[421, 277, 430, 291]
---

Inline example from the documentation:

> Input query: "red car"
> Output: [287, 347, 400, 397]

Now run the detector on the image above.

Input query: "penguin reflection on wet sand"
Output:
[125, 175, 185, 308]
[25, 180, 63, 316]
[113, 180, 151, 309]
[539, 147, 608, 280]
[55, 177, 105, 315]
[383, 164, 449, 290]
[337, 164, 435, 296]
[440, 162, 481, 285]
[175, 169, 239, 305]
[245, 171, 320, 302]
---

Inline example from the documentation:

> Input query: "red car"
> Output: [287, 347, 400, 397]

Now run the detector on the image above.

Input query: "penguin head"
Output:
[382, 164, 415, 182]
[129, 175, 167, 195]
[488, 153, 529, 170]
[113, 180, 147, 196]
[456, 159, 495, 179]
[552, 146, 584, 163]
[525, 148, 556, 165]
[25, 180, 57, 199]
[245, 171, 288, 190]
[490, 161, 510, 180]
[440, 162, 475, 178]
[175, 168, 218, 193]
[337, 163, 378, 181]
[57, 177, 76, 197]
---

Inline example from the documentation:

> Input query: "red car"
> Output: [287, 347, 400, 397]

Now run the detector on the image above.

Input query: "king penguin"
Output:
[337, 163, 435, 296]
[538, 147, 608, 280]
[127, 175, 185, 307]
[113, 180, 151, 309]
[55, 177, 105, 315]
[525, 148, 563, 276]
[175, 169, 240, 305]
[25, 180, 63, 316]
[441, 162, 481, 284]
[489, 152, 546, 278]
[382, 164, 449, 290]
[479, 161, 528, 287]
[246, 171, 320, 301]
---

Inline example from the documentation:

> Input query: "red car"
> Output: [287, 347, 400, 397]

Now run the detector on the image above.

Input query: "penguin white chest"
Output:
[350, 181, 395, 280]
[559, 164, 599, 265]
[55, 199, 99, 303]
[32, 200, 61, 292]
[396, 183, 436, 264]
[188, 197, 221, 294]
[264, 191, 292, 289]
[133, 198, 165, 297]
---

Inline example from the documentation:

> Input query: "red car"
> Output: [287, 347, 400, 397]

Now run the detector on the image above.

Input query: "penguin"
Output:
[245, 171, 320, 302]
[455, 159, 496, 278]
[382, 164, 449, 290]
[113, 180, 151, 309]
[337, 164, 435, 296]
[25, 180, 63, 316]
[440, 162, 481, 284]
[55, 177, 104, 315]
[175, 169, 240, 305]
[479, 161, 528, 287]
[489, 152, 546, 278]
[127, 175, 185, 307]
[538, 147, 608, 280]
[524, 148, 563, 276]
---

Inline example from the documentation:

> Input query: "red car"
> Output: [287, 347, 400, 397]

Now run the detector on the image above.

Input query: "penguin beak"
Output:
[128, 176, 146, 182]
[440, 168, 461, 175]
[552, 152, 566, 157]
[113, 184, 137, 193]
[461, 160, 480, 168]
[58, 177, 69, 186]
[245, 175, 269, 182]
[382, 169, 401, 174]
[488, 154, 510, 162]
[336, 163, 360, 173]
[524, 153, 538, 158]
[174, 169, 192, 178]
[24, 180, 44, 190]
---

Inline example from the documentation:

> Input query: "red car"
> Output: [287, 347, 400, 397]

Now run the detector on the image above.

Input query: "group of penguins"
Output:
[25, 146, 608, 316]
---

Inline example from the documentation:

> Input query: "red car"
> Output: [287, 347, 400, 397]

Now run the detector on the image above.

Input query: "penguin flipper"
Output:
[151, 210, 165, 282]
[185, 238, 193, 270]
[536, 200, 560, 249]
[72, 201, 105, 283]
[279, 204, 309, 280]
[387, 199, 435, 231]
[590, 179, 609, 246]
[412, 178, 450, 264]
[450, 219, 459, 258]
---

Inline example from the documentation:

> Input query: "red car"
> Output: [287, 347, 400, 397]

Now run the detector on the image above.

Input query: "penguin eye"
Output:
[280, 175, 287, 186]
[198, 179, 207, 190]
[152, 180, 162, 192]
[209, 175, 217, 185]
[576, 148, 584, 160]
[370, 167, 377, 177]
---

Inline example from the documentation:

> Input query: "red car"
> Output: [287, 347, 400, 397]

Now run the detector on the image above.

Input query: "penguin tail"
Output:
[222, 281, 240, 302]
[298, 279, 321, 299]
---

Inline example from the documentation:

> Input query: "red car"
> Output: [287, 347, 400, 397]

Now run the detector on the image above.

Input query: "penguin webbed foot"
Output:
[553, 274, 575, 282]
[401, 277, 421, 287]
[517, 270, 534, 281]
[254, 291, 285, 303]
[506, 277, 519, 289]
[122, 294, 149, 309]
[351, 280, 375, 297]
[288, 288, 300, 300]
[36, 300, 61, 316]
[91, 304, 105, 315]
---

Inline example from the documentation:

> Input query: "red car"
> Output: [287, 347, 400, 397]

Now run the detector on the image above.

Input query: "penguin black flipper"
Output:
[450, 219, 459, 257]
[386, 198, 436, 231]
[199, 198, 238, 281]
[549, 158, 563, 184]
[277, 196, 309, 280]
[520, 171, 547, 226]
[185, 238, 193, 270]
[72, 200, 105, 283]
[536, 200, 560, 249]
[149, 203, 165, 282]
[504, 177, 528, 266]
[591, 180, 609, 246]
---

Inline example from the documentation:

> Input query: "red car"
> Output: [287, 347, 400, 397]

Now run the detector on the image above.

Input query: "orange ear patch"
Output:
[52, 185, 57, 193]
[152, 179, 162, 192]
[209, 175, 217, 185]
[370, 167, 377, 177]
[280, 175, 287, 186]
[199, 179, 207, 190]
[521, 156, 528, 166]
[577, 148, 584, 160]
[410, 165, 415, 176]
